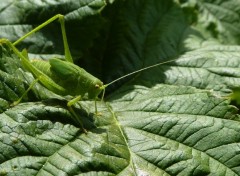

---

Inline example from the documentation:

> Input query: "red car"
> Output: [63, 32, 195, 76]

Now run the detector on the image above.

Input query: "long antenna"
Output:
[105, 58, 179, 87]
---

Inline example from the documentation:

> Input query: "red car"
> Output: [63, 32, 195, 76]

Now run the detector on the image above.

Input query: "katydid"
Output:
[0, 14, 178, 132]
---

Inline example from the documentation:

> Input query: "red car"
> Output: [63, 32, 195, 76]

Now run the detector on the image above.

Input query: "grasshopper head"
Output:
[88, 80, 106, 99]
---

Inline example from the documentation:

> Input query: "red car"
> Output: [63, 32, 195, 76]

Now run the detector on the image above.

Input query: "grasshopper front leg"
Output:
[67, 96, 87, 133]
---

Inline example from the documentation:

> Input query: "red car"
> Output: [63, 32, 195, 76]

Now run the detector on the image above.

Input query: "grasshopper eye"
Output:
[95, 84, 100, 89]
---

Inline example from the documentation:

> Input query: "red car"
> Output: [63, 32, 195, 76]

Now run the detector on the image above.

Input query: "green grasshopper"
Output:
[0, 14, 177, 132]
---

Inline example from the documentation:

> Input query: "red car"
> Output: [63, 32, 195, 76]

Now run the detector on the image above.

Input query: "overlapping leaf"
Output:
[181, 0, 240, 44]
[0, 0, 106, 64]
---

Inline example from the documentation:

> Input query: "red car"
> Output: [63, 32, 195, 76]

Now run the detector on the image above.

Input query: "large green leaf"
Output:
[0, 0, 240, 175]
[181, 0, 240, 44]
